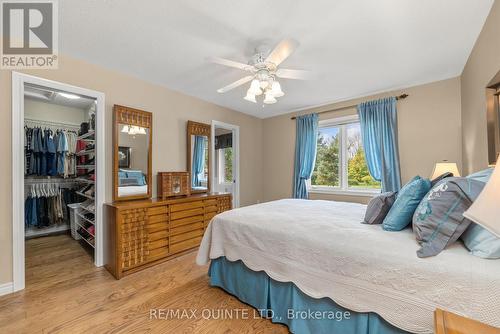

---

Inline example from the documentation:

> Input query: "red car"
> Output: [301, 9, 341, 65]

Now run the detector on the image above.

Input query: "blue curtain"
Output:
[192, 135, 205, 187]
[357, 97, 401, 192]
[293, 113, 319, 199]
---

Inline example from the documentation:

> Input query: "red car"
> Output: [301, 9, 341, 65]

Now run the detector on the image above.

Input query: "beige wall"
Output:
[262, 77, 462, 203]
[0, 56, 264, 284]
[461, 0, 500, 175]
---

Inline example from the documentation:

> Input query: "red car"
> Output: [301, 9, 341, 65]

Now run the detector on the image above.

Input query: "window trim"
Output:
[308, 114, 381, 197]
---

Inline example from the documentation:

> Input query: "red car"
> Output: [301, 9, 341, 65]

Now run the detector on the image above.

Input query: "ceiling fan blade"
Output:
[208, 57, 251, 71]
[276, 68, 313, 80]
[217, 76, 253, 93]
[265, 38, 299, 66]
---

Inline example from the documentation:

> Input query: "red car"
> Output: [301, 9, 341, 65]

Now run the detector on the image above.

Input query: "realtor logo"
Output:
[1, 0, 58, 68]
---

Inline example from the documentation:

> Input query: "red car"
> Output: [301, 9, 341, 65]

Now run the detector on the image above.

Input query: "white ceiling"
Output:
[59, 0, 493, 119]
[25, 84, 96, 110]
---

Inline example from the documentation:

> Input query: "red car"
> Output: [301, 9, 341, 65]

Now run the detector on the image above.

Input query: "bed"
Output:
[117, 184, 148, 197]
[197, 199, 500, 334]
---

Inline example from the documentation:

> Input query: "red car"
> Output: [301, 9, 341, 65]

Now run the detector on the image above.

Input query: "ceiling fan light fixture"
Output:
[271, 81, 284, 97]
[263, 92, 277, 104]
[121, 125, 130, 133]
[244, 91, 257, 103]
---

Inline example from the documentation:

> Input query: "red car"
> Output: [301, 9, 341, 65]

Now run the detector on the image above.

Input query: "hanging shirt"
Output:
[56, 131, 68, 176]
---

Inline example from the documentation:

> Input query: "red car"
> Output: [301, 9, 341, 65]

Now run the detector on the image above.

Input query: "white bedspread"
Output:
[197, 199, 500, 333]
[117, 185, 148, 197]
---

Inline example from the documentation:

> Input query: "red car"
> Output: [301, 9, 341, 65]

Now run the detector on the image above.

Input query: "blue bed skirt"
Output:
[209, 257, 409, 334]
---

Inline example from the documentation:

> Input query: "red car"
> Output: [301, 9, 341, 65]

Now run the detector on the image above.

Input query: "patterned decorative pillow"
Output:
[362, 192, 397, 224]
[412, 177, 485, 258]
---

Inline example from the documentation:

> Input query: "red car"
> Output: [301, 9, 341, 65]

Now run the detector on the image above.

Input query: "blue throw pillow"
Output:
[126, 171, 146, 186]
[461, 223, 500, 259]
[383, 176, 431, 231]
[466, 167, 494, 183]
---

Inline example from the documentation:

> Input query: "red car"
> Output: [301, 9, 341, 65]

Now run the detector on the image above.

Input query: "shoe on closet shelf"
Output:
[86, 157, 95, 165]
[78, 184, 92, 194]
[85, 143, 95, 150]
[84, 185, 95, 197]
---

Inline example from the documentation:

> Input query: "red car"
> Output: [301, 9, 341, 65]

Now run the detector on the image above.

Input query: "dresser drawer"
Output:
[170, 215, 204, 228]
[148, 206, 168, 216]
[170, 236, 203, 254]
[122, 246, 168, 270]
[170, 207, 204, 220]
[205, 205, 218, 214]
[148, 213, 168, 225]
[170, 221, 204, 236]
[170, 201, 203, 212]
[170, 229, 204, 244]
[121, 221, 167, 234]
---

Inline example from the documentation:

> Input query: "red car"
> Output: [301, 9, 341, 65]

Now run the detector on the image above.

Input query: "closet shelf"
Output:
[74, 178, 95, 185]
[79, 205, 95, 214]
[77, 130, 95, 140]
[76, 165, 95, 169]
[76, 229, 95, 248]
[75, 220, 94, 237]
[76, 212, 95, 225]
[76, 191, 94, 200]
[76, 149, 95, 156]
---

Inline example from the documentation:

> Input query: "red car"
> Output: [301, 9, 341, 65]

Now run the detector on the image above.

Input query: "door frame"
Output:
[11, 72, 106, 292]
[211, 120, 240, 208]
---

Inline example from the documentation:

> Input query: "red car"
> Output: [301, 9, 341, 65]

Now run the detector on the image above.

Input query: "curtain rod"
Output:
[290, 94, 409, 120]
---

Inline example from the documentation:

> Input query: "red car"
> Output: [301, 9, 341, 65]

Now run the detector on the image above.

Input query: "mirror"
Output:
[113, 105, 152, 201]
[187, 121, 211, 193]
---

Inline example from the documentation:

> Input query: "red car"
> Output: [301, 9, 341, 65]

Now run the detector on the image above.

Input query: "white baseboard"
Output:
[0, 282, 14, 296]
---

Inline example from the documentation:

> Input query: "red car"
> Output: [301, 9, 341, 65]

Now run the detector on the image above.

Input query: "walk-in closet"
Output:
[23, 83, 99, 272]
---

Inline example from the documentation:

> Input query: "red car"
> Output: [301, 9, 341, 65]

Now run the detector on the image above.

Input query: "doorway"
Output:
[11, 72, 105, 292]
[211, 121, 240, 208]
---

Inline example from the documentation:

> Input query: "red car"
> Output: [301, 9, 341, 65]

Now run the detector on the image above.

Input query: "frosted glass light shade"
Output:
[271, 81, 284, 97]
[244, 91, 256, 103]
[430, 162, 460, 179]
[249, 79, 262, 96]
[263, 92, 277, 104]
[121, 125, 129, 133]
[463, 157, 500, 237]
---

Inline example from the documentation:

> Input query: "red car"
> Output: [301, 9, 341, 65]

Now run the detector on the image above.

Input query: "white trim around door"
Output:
[211, 120, 240, 208]
[11, 72, 106, 293]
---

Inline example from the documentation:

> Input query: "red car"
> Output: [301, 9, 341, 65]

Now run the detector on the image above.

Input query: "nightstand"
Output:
[435, 309, 500, 334]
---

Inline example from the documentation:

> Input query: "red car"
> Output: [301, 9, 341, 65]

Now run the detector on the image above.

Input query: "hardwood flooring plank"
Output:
[0, 235, 288, 334]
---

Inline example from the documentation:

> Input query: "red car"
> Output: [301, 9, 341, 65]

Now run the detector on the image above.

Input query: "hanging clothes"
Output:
[24, 125, 79, 178]
[24, 184, 82, 229]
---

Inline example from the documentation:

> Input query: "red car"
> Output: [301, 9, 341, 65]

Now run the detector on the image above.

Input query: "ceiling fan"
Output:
[209, 38, 311, 104]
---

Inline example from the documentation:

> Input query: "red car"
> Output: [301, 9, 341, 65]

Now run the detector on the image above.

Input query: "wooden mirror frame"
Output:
[113, 105, 153, 201]
[187, 120, 211, 194]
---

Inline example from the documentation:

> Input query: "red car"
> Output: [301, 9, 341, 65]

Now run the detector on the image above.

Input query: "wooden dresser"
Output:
[104, 193, 231, 279]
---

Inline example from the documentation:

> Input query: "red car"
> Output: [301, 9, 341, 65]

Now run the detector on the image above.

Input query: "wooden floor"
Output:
[0, 234, 288, 334]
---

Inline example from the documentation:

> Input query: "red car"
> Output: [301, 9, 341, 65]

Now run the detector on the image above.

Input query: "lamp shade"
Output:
[430, 162, 460, 179]
[463, 157, 500, 237]
[243, 91, 256, 103]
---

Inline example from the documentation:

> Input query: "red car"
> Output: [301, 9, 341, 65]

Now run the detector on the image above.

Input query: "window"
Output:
[310, 115, 380, 194]
[217, 147, 233, 184]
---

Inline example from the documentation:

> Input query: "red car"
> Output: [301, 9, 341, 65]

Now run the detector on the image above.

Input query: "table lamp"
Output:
[463, 157, 500, 237]
[430, 161, 460, 179]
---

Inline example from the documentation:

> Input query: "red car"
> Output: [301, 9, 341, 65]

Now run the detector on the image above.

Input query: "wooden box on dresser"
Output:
[105, 193, 232, 279]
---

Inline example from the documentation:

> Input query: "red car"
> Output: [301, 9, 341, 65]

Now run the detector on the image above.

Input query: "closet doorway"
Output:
[12, 73, 105, 292]
[211, 121, 240, 208]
